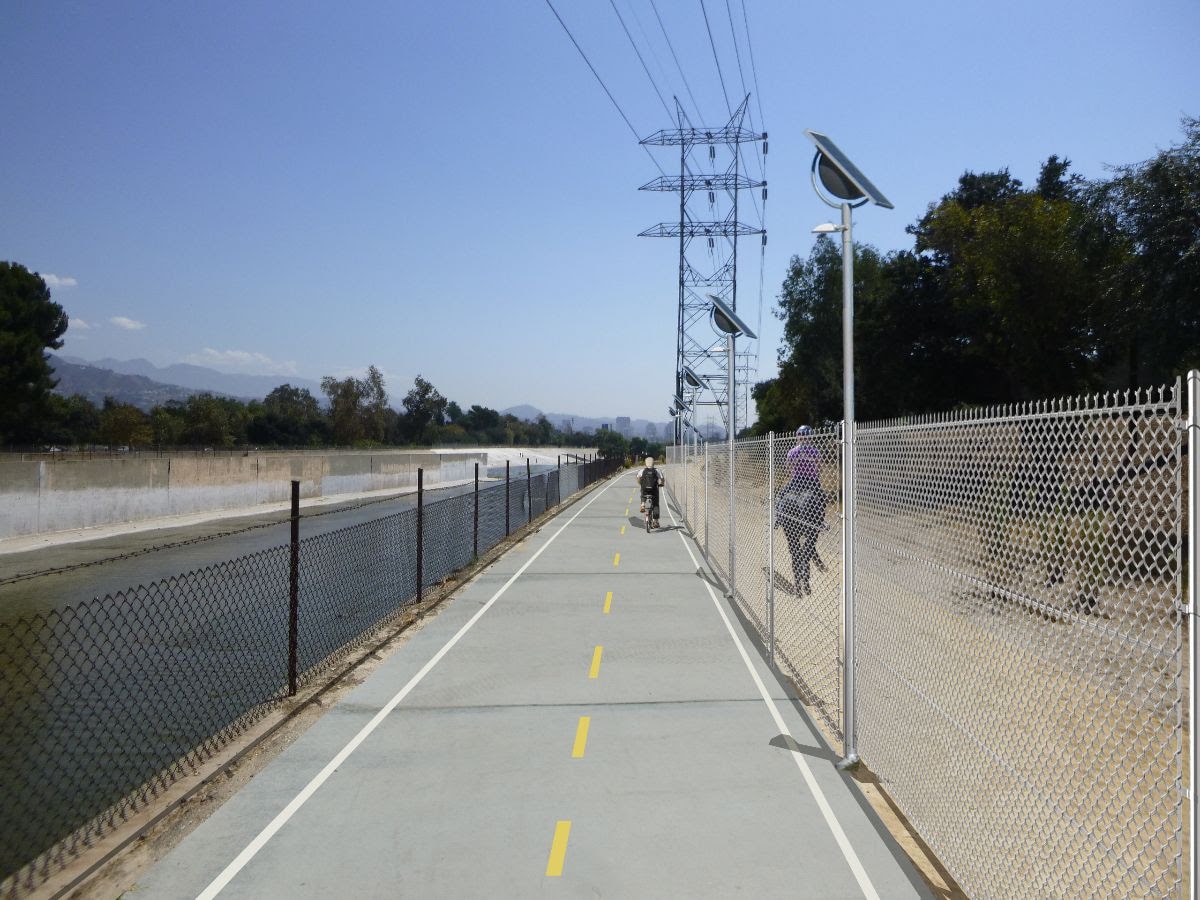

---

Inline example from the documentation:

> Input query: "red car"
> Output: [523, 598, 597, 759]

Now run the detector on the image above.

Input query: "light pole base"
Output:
[835, 752, 860, 772]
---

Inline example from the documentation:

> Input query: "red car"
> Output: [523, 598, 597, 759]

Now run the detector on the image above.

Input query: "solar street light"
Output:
[804, 129, 891, 773]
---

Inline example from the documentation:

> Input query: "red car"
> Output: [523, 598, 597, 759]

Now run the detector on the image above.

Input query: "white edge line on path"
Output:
[665, 498, 881, 900]
[196, 475, 621, 900]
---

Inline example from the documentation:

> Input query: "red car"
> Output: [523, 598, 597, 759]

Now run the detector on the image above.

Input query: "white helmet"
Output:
[645, 456, 654, 466]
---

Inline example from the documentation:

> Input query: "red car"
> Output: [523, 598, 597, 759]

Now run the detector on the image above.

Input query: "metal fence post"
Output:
[768, 431, 776, 668]
[505, 461, 511, 536]
[1189, 368, 1198, 897]
[527, 459, 532, 525]
[838, 419, 859, 770]
[416, 468, 424, 601]
[288, 479, 299, 696]
[473, 462, 479, 560]
[704, 441, 709, 559]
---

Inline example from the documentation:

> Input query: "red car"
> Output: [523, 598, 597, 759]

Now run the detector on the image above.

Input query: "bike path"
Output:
[131, 473, 928, 899]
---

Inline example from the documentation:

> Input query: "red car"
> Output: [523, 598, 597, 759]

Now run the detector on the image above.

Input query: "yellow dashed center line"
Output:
[546, 820, 571, 876]
[572, 716, 591, 758]
[589, 646, 603, 679]
[624, 507, 629, 516]
[603, 590, 612, 614]
[613, 552, 620, 567]
[620, 524, 626, 535]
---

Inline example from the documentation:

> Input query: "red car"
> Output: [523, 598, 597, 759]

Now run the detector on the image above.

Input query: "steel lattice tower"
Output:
[639, 97, 765, 441]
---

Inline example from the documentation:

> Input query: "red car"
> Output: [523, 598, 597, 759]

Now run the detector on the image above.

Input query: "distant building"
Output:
[644, 423, 657, 439]
[600, 423, 609, 431]
[615, 416, 631, 437]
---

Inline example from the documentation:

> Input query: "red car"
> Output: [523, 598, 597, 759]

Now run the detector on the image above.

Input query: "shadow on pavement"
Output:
[769, 733, 838, 762]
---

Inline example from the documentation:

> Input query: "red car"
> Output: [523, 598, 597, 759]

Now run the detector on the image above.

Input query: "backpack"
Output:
[639, 467, 660, 491]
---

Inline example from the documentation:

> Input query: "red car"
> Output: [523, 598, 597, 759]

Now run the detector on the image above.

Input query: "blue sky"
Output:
[2, 1, 1196, 424]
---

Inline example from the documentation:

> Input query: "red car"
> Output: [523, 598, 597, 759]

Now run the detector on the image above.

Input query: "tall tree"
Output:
[321, 375, 367, 445]
[98, 398, 153, 449]
[399, 375, 447, 444]
[1086, 115, 1200, 386]
[0, 262, 69, 444]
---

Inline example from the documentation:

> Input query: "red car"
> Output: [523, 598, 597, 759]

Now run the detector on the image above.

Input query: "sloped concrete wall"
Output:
[0, 450, 488, 540]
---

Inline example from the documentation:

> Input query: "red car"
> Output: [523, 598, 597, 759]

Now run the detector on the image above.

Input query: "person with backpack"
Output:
[775, 428, 828, 594]
[635, 456, 664, 529]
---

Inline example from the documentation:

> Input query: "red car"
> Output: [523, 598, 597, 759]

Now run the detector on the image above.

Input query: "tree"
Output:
[362, 365, 389, 443]
[1085, 115, 1200, 386]
[0, 262, 69, 444]
[321, 375, 367, 445]
[399, 375, 447, 444]
[181, 394, 240, 447]
[99, 398, 152, 449]
[594, 428, 627, 461]
[40, 393, 100, 447]
[915, 165, 1113, 402]
[250, 384, 325, 446]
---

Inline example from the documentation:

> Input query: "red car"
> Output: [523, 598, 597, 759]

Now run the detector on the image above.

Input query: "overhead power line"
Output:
[699, 0, 732, 116]
[608, 0, 673, 121]
[544, 0, 665, 176]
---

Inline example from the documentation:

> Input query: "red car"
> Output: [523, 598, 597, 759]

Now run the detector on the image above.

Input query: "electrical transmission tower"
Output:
[639, 96, 766, 442]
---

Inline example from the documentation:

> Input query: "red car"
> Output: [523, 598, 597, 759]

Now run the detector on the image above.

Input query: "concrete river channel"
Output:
[0, 468, 560, 879]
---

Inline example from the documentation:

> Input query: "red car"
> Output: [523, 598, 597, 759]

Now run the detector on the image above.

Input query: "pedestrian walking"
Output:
[774, 427, 828, 595]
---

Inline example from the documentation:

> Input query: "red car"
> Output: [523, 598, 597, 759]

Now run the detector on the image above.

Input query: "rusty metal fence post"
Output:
[288, 479, 299, 696]
[416, 467, 424, 601]
[505, 461, 511, 536]
[527, 459, 532, 525]
[473, 461, 479, 560]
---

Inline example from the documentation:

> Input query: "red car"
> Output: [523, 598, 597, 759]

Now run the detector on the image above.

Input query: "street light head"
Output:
[805, 129, 893, 210]
[705, 293, 757, 340]
[682, 365, 704, 389]
[812, 222, 842, 234]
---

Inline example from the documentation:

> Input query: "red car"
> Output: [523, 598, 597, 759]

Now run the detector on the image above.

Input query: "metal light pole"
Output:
[706, 294, 756, 601]
[805, 130, 891, 771]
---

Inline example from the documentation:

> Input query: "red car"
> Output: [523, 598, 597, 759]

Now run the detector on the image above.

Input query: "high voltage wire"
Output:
[738, 0, 766, 134]
[543, 0, 665, 177]
[724, 0, 749, 104]
[699, 0, 732, 116]
[609, 0, 673, 120]
[649, 0, 704, 125]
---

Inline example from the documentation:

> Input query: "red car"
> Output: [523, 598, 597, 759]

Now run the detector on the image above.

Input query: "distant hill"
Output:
[48, 356, 215, 410]
[61, 356, 323, 400]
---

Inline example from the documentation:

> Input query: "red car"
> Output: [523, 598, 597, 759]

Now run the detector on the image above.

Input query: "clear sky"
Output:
[2, 1, 1196, 424]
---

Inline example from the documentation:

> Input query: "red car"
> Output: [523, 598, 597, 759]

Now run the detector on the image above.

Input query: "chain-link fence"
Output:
[0, 459, 616, 896]
[665, 379, 1191, 898]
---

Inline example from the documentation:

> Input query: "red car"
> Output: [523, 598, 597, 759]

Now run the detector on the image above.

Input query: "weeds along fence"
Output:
[0, 458, 618, 896]
[664, 377, 1192, 899]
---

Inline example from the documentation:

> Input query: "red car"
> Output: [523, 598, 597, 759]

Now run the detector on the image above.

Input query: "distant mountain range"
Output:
[48, 355, 673, 435]
[58, 355, 323, 399]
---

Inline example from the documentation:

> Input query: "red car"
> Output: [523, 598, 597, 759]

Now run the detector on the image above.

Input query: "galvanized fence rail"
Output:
[665, 376, 1193, 899]
[0, 458, 616, 896]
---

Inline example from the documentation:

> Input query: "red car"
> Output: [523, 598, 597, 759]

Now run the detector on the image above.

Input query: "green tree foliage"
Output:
[249, 384, 326, 446]
[594, 428, 628, 461]
[98, 398, 153, 449]
[181, 394, 243, 447]
[321, 375, 367, 445]
[1084, 115, 1200, 384]
[40, 393, 100, 447]
[0, 262, 69, 445]
[399, 375, 447, 444]
[760, 117, 1198, 429]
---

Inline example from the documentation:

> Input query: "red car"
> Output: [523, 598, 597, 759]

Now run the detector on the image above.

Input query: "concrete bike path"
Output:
[131, 474, 928, 899]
